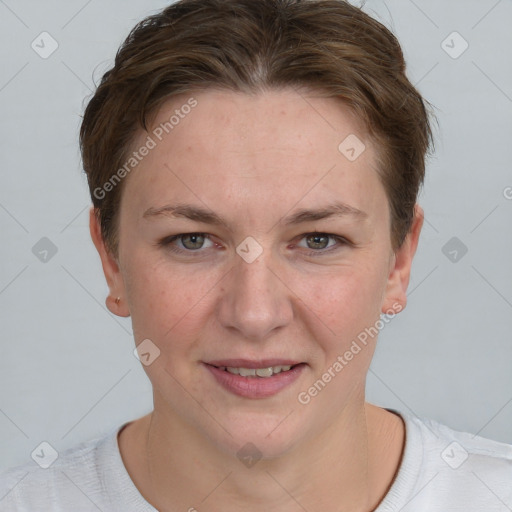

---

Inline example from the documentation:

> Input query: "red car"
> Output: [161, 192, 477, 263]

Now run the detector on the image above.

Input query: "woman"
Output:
[1, 0, 511, 510]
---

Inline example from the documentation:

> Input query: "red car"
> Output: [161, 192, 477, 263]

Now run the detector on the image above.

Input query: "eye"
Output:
[296, 232, 349, 255]
[158, 231, 350, 256]
[159, 233, 215, 253]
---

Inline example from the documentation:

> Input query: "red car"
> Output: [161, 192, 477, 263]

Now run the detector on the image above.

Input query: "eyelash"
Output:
[158, 232, 351, 257]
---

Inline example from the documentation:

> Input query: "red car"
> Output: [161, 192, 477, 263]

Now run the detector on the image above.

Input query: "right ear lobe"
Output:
[89, 207, 130, 317]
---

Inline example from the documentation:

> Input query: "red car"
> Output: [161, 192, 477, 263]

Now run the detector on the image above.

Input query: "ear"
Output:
[381, 204, 424, 314]
[89, 207, 130, 317]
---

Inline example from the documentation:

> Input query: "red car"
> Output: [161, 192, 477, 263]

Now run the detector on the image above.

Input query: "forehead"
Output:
[121, 88, 387, 225]
[149, 87, 368, 157]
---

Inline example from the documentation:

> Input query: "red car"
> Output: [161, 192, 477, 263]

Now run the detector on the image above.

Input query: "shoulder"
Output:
[393, 411, 512, 510]
[0, 426, 120, 511]
[414, 414, 512, 472]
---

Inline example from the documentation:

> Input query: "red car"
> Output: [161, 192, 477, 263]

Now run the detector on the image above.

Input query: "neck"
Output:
[119, 399, 404, 512]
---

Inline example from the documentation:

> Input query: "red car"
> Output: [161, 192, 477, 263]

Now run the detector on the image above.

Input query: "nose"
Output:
[217, 250, 294, 341]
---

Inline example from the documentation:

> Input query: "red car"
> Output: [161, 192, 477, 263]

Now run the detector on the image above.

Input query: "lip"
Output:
[205, 359, 302, 369]
[203, 361, 306, 399]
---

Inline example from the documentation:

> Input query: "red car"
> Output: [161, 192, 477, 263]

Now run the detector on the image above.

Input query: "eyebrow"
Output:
[142, 201, 367, 227]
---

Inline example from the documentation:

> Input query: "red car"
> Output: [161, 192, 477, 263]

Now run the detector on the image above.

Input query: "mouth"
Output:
[205, 359, 303, 377]
[203, 360, 307, 398]
[207, 363, 301, 378]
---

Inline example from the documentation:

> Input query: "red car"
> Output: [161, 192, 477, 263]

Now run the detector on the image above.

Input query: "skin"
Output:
[90, 88, 423, 512]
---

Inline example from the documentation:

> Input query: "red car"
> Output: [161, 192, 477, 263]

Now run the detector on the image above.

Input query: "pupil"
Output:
[307, 234, 328, 250]
[183, 234, 204, 250]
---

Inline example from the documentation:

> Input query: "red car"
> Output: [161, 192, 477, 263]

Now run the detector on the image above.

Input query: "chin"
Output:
[202, 409, 308, 462]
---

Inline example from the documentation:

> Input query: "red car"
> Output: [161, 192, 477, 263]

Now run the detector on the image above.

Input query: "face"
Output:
[91, 88, 422, 458]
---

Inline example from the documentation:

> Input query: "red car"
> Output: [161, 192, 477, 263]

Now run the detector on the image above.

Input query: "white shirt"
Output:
[1, 409, 511, 511]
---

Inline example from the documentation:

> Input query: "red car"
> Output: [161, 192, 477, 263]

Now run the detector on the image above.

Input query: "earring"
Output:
[115, 296, 121, 306]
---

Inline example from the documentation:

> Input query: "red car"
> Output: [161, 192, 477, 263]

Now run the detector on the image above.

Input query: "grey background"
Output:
[0, 0, 511, 471]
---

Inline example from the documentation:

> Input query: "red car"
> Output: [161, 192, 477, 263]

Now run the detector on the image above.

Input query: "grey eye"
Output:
[179, 233, 208, 250]
[303, 233, 333, 250]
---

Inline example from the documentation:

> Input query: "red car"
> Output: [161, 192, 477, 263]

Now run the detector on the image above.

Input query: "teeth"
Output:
[255, 367, 273, 377]
[222, 365, 293, 377]
[239, 367, 256, 377]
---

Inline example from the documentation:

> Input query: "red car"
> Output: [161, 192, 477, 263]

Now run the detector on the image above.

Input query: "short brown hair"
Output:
[80, 0, 433, 257]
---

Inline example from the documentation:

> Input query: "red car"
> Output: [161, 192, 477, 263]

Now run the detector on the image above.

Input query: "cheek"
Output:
[123, 242, 390, 357]
[124, 255, 221, 344]
[294, 266, 388, 391]
[293, 260, 389, 339]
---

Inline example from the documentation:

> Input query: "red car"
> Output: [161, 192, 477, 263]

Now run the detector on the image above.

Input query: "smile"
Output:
[215, 365, 293, 377]
[204, 362, 306, 398]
